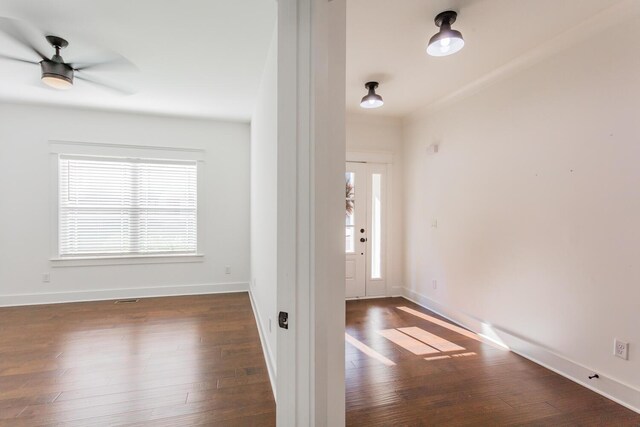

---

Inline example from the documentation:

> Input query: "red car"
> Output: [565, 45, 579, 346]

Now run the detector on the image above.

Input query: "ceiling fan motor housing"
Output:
[40, 59, 74, 84]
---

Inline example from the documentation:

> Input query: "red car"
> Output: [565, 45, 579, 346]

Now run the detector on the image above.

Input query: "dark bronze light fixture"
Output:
[360, 81, 384, 109]
[427, 11, 464, 57]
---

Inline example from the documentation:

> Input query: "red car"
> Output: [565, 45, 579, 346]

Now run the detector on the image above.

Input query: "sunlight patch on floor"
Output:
[377, 329, 440, 355]
[397, 326, 465, 352]
[345, 333, 396, 366]
[396, 306, 509, 351]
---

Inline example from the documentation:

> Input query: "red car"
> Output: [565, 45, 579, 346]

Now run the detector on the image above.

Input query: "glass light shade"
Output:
[42, 75, 73, 90]
[427, 28, 464, 57]
[360, 94, 384, 109]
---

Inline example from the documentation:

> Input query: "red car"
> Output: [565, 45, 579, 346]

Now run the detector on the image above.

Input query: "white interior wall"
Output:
[250, 29, 278, 384]
[346, 114, 404, 295]
[402, 15, 640, 409]
[0, 102, 250, 305]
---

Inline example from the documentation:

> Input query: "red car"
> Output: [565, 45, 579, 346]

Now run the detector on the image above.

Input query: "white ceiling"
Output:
[0, 0, 276, 121]
[346, 0, 622, 118]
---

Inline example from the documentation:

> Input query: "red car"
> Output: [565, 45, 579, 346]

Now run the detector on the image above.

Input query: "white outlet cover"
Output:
[614, 339, 629, 360]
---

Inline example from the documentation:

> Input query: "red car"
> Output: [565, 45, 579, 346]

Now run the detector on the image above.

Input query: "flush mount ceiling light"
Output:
[426, 10, 464, 57]
[360, 81, 384, 109]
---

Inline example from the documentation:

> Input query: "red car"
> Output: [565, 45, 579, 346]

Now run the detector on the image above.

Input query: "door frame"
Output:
[276, 0, 346, 425]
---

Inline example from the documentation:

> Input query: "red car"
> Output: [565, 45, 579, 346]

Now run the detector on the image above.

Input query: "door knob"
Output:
[360, 237, 367, 242]
[360, 228, 365, 233]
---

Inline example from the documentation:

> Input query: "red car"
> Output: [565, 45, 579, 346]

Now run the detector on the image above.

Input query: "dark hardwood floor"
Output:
[0, 293, 275, 426]
[346, 297, 640, 426]
[3, 294, 638, 426]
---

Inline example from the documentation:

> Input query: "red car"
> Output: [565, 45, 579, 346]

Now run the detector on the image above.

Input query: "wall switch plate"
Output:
[42, 273, 50, 283]
[431, 219, 438, 228]
[614, 339, 629, 360]
[225, 265, 231, 274]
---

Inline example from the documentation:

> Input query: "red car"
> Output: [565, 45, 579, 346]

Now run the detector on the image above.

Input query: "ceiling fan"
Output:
[0, 17, 136, 94]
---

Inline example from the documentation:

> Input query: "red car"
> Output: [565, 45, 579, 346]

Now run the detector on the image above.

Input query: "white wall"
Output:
[403, 15, 640, 408]
[0, 103, 250, 305]
[346, 113, 404, 294]
[250, 29, 278, 382]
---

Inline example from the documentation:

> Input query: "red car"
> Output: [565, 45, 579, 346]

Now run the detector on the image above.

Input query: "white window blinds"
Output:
[58, 155, 198, 257]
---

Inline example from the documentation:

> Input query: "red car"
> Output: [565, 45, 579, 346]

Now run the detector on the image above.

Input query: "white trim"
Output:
[346, 150, 393, 164]
[402, 287, 640, 415]
[248, 290, 277, 402]
[346, 295, 392, 301]
[50, 254, 205, 267]
[0, 282, 249, 307]
[49, 140, 206, 161]
[277, 0, 346, 424]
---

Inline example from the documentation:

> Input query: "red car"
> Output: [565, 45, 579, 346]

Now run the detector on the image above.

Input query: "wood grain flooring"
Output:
[346, 297, 640, 426]
[0, 293, 275, 426]
[3, 294, 638, 426]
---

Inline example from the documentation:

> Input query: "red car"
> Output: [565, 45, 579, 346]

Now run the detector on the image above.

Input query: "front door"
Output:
[345, 162, 386, 298]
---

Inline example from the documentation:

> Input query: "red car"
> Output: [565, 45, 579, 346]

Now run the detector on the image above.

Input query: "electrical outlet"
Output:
[225, 265, 231, 274]
[614, 339, 629, 360]
[431, 219, 438, 228]
[432, 279, 437, 289]
[42, 273, 50, 283]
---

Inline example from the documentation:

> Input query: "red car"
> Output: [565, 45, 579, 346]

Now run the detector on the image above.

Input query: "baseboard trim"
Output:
[346, 295, 388, 301]
[402, 287, 640, 415]
[0, 282, 249, 307]
[248, 289, 277, 402]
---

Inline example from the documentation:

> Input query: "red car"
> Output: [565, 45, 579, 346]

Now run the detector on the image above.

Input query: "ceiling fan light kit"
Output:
[40, 36, 74, 89]
[427, 10, 464, 57]
[0, 17, 135, 94]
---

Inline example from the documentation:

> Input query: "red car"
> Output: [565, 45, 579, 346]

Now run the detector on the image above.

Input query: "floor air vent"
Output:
[114, 299, 140, 304]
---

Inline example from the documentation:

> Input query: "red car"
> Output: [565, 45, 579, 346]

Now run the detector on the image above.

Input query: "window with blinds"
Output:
[58, 155, 198, 257]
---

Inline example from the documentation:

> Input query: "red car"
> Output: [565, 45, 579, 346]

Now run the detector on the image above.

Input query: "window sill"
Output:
[50, 254, 205, 268]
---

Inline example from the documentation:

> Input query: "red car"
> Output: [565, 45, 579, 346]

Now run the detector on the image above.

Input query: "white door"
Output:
[345, 162, 386, 298]
[345, 162, 366, 298]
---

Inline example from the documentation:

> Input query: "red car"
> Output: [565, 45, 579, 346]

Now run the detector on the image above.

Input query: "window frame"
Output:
[49, 141, 206, 267]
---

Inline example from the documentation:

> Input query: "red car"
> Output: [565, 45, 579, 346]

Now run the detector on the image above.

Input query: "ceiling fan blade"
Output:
[71, 55, 137, 73]
[0, 52, 39, 65]
[75, 73, 134, 95]
[0, 17, 47, 60]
